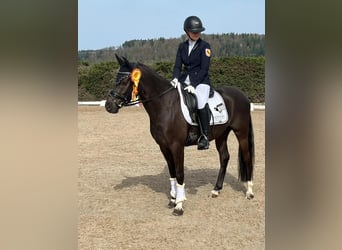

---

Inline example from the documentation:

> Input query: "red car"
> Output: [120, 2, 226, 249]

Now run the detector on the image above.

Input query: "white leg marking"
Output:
[169, 178, 176, 198]
[246, 181, 254, 199]
[175, 202, 183, 210]
[175, 183, 187, 204]
[173, 201, 184, 215]
[211, 190, 220, 197]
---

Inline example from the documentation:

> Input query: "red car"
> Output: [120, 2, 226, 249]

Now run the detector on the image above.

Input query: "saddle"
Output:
[176, 83, 229, 146]
[179, 83, 219, 124]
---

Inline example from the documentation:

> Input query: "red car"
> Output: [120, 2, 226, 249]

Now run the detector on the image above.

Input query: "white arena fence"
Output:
[78, 100, 265, 111]
[250, 103, 265, 111]
[78, 100, 107, 106]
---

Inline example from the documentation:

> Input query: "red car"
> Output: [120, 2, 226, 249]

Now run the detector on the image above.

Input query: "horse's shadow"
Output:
[113, 166, 246, 197]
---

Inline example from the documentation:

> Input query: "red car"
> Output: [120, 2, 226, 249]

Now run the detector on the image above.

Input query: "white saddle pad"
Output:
[176, 83, 229, 126]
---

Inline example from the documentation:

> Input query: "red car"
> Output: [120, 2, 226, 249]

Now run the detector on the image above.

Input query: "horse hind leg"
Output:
[246, 181, 254, 200]
[237, 138, 255, 199]
[211, 131, 230, 198]
[235, 119, 255, 199]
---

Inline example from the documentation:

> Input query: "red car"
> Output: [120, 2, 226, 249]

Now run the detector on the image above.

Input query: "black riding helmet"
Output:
[183, 16, 205, 33]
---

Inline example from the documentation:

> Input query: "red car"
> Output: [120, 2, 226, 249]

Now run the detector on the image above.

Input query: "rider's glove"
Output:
[184, 85, 195, 94]
[170, 78, 179, 88]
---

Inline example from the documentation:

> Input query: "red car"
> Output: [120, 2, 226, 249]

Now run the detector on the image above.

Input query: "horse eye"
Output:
[115, 72, 130, 86]
[115, 78, 121, 86]
[115, 76, 124, 85]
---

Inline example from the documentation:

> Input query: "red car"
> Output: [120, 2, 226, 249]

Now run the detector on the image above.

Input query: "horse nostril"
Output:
[105, 101, 112, 111]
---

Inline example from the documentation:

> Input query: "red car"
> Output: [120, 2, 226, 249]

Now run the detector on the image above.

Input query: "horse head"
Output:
[105, 54, 136, 113]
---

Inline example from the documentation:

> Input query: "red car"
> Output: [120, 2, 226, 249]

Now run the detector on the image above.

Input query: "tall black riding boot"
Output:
[197, 106, 210, 150]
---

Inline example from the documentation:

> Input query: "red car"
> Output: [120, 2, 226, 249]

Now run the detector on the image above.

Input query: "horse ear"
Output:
[115, 54, 133, 70]
[122, 56, 133, 69]
[121, 56, 135, 70]
[115, 54, 125, 66]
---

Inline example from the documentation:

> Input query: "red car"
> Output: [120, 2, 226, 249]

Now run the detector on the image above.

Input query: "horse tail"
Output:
[238, 115, 255, 182]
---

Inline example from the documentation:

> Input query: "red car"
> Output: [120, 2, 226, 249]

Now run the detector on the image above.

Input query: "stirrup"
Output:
[197, 135, 209, 150]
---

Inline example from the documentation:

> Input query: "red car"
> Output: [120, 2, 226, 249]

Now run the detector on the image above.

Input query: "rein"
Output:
[109, 70, 175, 107]
[133, 85, 175, 105]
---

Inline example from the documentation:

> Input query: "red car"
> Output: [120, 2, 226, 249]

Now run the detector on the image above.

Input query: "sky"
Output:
[78, 0, 265, 51]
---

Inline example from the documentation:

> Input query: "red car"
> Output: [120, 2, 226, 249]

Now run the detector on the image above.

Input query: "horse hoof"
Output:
[211, 190, 220, 198]
[246, 193, 255, 200]
[168, 200, 176, 208]
[172, 208, 184, 216]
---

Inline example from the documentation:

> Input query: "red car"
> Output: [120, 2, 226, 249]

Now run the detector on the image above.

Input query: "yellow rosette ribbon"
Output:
[131, 68, 141, 101]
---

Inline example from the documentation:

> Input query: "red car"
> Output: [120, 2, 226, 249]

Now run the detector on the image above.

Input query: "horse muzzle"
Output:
[105, 100, 120, 113]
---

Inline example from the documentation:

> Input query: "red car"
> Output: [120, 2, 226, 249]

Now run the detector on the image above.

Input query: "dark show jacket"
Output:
[172, 38, 211, 87]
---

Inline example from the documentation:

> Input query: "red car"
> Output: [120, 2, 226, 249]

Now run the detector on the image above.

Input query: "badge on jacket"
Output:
[205, 48, 211, 57]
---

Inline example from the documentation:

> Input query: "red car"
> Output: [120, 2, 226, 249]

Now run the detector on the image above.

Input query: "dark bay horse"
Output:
[105, 54, 255, 215]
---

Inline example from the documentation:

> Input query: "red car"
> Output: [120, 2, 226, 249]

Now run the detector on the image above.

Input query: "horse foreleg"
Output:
[171, 145, 186, 216]
[212, 134, 230, 198]
[168, 178, 177, 208]
[159, 146, 178, 207]
[173, 183, 186, 216]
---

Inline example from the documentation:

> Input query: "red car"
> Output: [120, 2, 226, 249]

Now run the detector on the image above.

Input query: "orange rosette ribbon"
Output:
[131, 68, 141, 101]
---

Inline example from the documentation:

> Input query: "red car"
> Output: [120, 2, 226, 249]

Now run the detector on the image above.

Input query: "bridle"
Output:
[108, 71, 135, 107]
[108, 69, 175, 108]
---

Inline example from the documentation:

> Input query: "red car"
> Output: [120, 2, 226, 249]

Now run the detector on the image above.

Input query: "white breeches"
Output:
[195, 84, 210, 109]
[184, 78, 210, 109]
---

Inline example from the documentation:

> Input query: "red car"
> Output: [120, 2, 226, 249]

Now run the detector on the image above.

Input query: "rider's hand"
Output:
[170, 78, 179, 88]
[184, 85, 195, 94]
